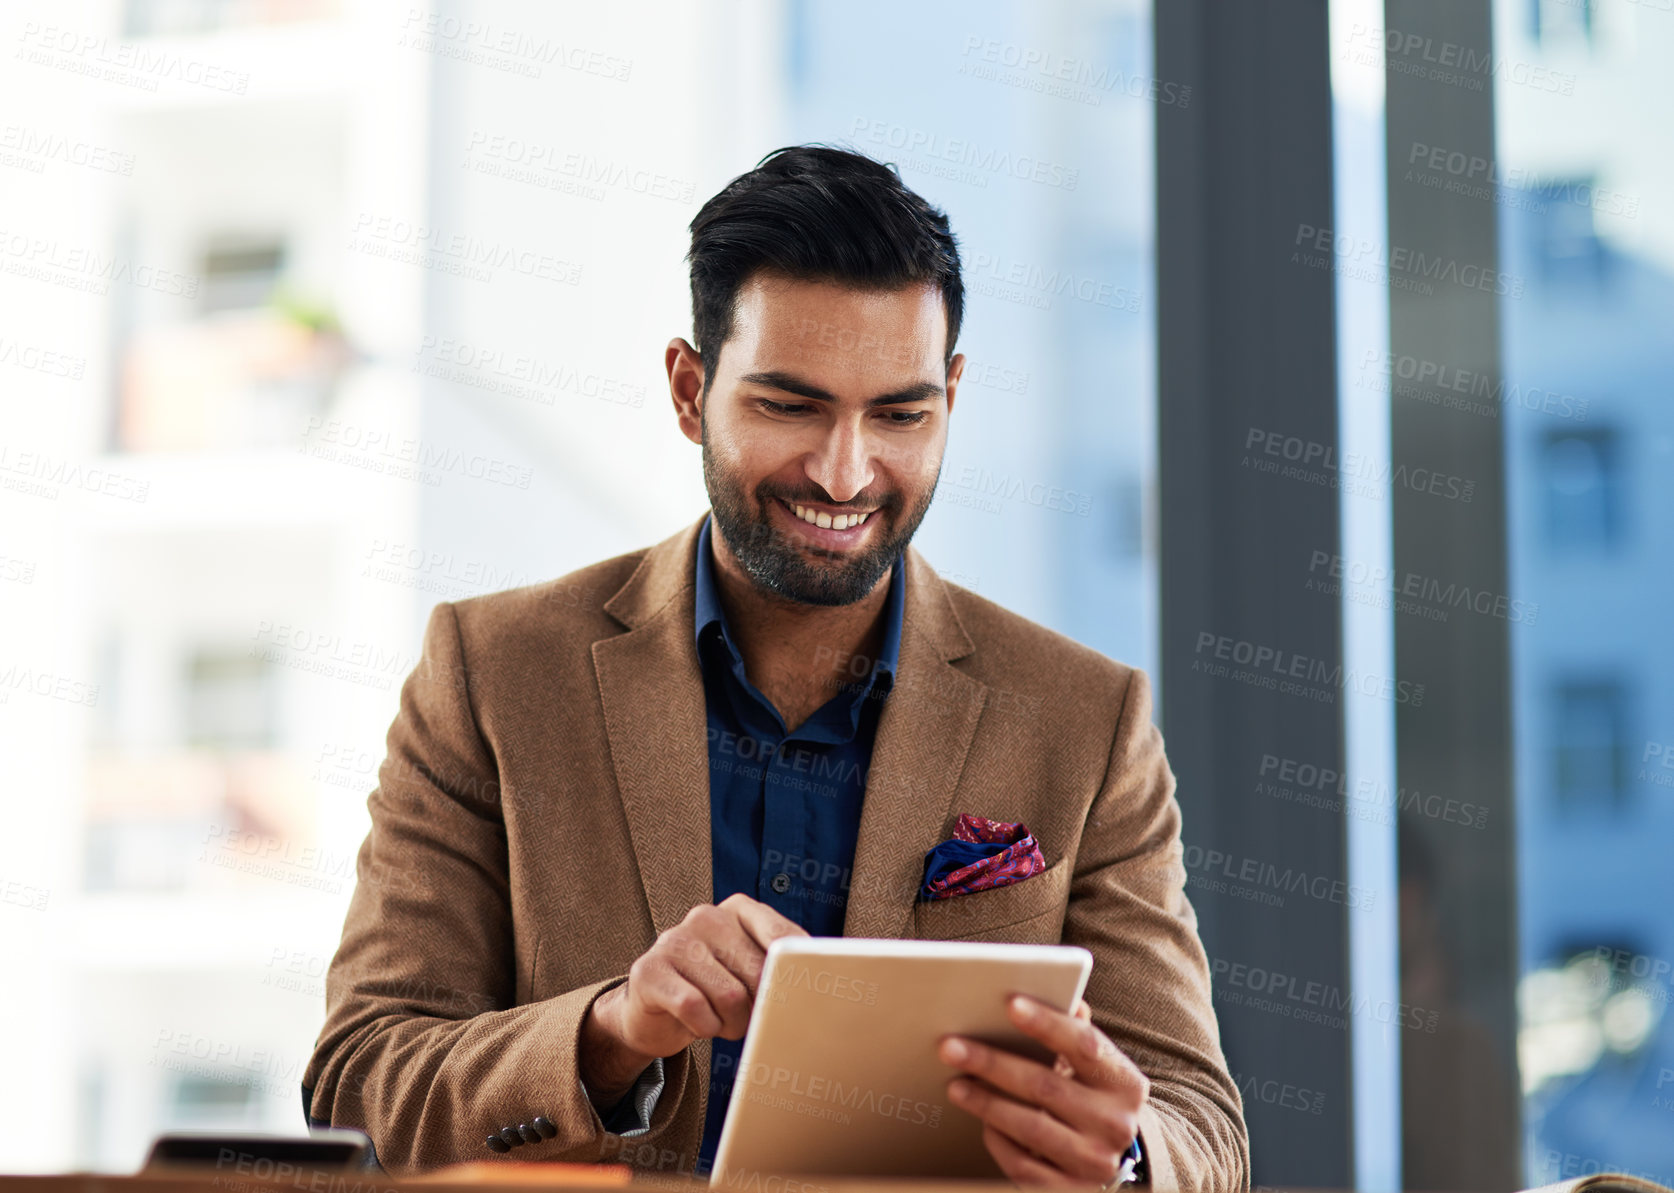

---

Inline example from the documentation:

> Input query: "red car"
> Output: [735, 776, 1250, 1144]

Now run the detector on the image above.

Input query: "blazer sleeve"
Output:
[300, 601, 693, 1173]
[1063, 667, 1251, 1192]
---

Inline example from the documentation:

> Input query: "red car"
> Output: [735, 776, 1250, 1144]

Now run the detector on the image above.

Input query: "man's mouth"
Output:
[783, 499, 876, 532]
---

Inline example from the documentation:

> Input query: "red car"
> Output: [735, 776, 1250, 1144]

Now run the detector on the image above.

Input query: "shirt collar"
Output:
[693, 513, 905, 698]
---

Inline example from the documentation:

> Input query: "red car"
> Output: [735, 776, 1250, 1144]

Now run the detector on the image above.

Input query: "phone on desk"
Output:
[142, 1128, 376, 1174]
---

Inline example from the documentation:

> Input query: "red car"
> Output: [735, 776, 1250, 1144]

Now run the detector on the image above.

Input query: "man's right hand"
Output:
[579, 894, 808, 1108]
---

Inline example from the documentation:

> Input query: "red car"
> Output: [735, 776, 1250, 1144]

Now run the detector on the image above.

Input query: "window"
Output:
[1542, 428, 1622, 549]
[1551, 680, 1632, 808]
[1529, 181, 1607, 284]
[200, 239, 287, 317]
[1530, 0, 1596, 47]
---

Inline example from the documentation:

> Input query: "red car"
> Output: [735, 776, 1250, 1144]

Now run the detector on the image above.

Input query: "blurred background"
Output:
[0, 0, 1668, 1187]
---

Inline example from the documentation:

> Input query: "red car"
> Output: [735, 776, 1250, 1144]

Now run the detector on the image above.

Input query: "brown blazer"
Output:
[303, 513, 1250, 1189]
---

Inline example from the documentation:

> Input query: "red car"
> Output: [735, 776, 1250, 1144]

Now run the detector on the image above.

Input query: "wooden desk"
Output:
[0, 1173, 1104, 1193]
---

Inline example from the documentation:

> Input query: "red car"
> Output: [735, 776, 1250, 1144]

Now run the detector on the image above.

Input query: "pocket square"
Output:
[919, 812, 1046, 900]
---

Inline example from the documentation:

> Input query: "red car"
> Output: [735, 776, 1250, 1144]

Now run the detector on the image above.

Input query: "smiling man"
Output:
[303, 145, 1249, 1189]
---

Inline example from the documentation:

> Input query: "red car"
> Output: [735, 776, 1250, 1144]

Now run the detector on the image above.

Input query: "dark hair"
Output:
[686, 144, 964, 395]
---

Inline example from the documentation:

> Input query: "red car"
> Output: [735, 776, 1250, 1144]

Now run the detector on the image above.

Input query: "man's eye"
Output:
[885, 410, 929, 426]
[760, 399, 811, 415]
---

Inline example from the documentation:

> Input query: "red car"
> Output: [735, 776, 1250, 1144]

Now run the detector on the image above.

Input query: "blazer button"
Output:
[518, 1123, 540, 1145]
[770, 872, 791, 894]
[499, 1126, 523, 1148]
[486, 1136, 511, 1154]
[532, 1117, 557, 1139]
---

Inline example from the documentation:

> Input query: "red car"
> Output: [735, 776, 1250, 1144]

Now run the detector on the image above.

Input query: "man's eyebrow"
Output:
[738, 370, 944, 408]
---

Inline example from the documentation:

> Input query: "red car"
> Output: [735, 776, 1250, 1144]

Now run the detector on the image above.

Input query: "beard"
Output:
[701, 430, 939, 608]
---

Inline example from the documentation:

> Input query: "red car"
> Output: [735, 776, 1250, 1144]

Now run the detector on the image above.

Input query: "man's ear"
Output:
[667, 337, 705, 446]
[945, 352, 966, 418]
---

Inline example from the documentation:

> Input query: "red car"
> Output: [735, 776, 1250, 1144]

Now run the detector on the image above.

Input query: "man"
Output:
[302, 145, 1249, 1189]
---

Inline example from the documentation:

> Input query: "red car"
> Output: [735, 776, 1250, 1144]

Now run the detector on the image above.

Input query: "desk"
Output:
[0, 1174, 1106, 1193]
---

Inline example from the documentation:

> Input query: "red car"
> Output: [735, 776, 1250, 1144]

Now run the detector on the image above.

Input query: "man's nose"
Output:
[806, 419, 872, 501]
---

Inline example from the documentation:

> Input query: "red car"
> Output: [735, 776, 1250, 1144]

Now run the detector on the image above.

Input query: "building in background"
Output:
[1494, 0, 1674, 1181]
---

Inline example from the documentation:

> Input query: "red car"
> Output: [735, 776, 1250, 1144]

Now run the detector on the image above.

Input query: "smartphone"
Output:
[142, 1128, 376, 1174]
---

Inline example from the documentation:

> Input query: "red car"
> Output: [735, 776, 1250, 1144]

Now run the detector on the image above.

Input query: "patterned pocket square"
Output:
[919, 812, 1046, 900]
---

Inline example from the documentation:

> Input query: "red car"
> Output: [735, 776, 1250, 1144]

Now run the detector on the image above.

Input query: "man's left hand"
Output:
[939, 994, 1149, 1186]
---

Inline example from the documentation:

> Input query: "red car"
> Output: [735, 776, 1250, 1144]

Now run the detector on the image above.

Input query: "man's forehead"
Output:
[731, 273, 948, 364]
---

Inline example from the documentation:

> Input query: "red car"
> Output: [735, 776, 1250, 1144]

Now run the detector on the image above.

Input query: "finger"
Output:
[727, 893, 811, 954]
[949, 1075, 1118, 1183]
[940, 1036, 1109, 1138]
[678, 913, 772, 999]
[663, 940, 755, 1039]
[1006, 995, 1142, 1091]
[1057, 1000, 1091, 1077]
[981, 1122, 1078, 1187]
[633, 961, 727, 1039]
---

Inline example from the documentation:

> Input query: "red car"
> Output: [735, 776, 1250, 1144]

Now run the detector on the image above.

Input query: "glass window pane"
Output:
[1497, 0, 1674, 1182]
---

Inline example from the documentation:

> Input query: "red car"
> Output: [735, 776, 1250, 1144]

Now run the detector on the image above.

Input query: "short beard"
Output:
[701, 417, 938, 607]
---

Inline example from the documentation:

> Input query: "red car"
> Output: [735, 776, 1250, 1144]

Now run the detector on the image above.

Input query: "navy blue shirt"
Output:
[691, 513, 904, 1174]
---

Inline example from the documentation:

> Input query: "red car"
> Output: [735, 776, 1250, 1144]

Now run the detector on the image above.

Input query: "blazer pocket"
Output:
[912, 856, 1073, 942]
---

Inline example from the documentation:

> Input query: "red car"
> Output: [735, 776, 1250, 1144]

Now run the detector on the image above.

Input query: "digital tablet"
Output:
[709, 936, 1093, 1185]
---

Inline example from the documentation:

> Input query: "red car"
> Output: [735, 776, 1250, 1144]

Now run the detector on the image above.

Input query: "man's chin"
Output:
[758, 563, 881, 607]
[743, 541, 891, 607]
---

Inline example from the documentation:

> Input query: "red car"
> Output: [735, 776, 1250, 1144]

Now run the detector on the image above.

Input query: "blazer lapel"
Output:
[592, 515, 714, 936]
[842, 547, 987, 940]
